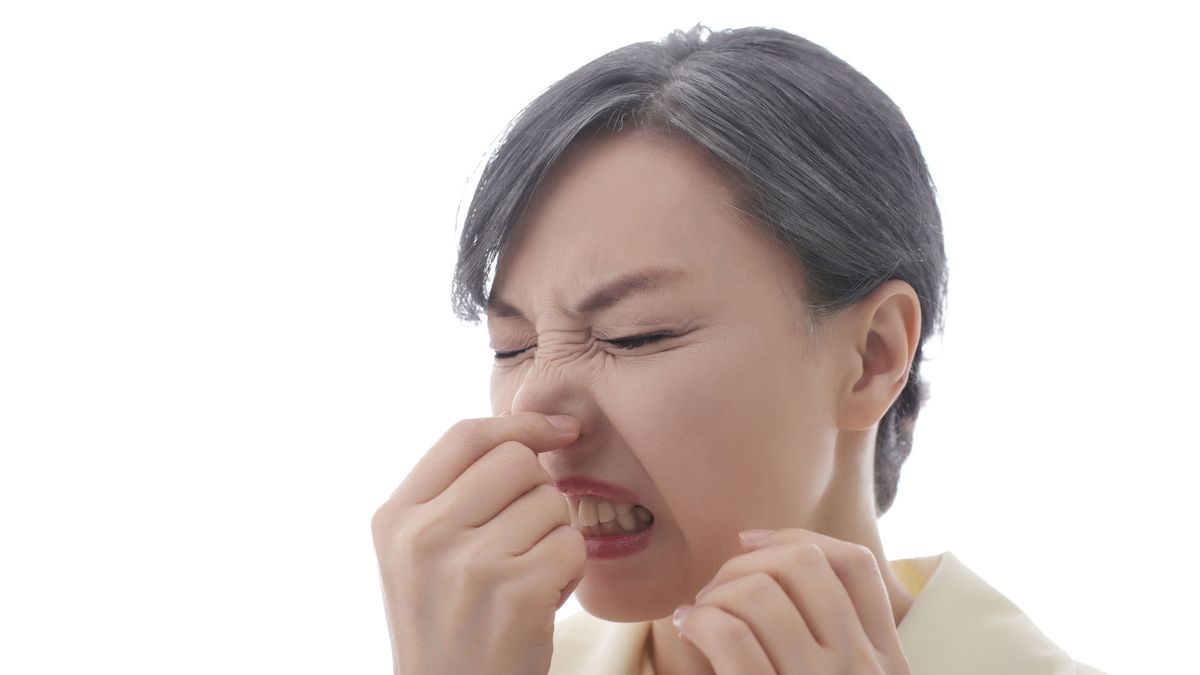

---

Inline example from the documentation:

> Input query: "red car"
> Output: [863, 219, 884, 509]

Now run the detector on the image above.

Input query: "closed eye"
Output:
[492, 333, 673, 360]
[605, 333, 672, 350]
[493, 346, 532, 360]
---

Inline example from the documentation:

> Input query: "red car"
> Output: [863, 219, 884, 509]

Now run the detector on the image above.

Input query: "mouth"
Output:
[568, 496, 654, 537]
[553, 477, 655, 537]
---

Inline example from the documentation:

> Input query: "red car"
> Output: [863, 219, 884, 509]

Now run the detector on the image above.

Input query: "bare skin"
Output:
[371, 412, 588, 675]
[485, 127, 922, 674]
[648, 424, 916, 675]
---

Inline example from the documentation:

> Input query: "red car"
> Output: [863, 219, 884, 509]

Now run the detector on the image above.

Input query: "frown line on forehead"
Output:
[486, 266, 688, 322]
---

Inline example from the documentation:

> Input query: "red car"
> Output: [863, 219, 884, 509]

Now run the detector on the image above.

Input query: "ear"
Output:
[834, 279, 923, 431]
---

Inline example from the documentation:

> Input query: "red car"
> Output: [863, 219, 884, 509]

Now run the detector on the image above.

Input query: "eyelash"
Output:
[492, 333, 671, 360]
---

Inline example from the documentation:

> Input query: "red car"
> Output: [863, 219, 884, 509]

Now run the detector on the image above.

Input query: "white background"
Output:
[1, 1, 1195, 673]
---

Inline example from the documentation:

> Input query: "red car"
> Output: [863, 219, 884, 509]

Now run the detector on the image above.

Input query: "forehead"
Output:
[490, 129, 777, 310]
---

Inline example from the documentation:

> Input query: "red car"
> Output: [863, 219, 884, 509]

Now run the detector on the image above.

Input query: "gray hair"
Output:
[452, 24, 948, 517]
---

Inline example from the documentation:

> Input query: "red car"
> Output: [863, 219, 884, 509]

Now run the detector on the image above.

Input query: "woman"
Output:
[372, 24, 1108, 675]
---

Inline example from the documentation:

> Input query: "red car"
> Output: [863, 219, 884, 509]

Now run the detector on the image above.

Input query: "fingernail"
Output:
[738, 529, 774, 544]
[545, 415, 578, 433]
[695, 580, 714, 600]
[672, 605, 692, 633]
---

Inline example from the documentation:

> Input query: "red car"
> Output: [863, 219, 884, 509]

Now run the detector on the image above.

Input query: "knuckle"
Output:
[791, 542, 826, 564]
[530, 481, 564, 505]
[715, 621, 750, 646]
[743, 572, 778, 599]
[492, 441, 546, 483]
[445, 417, 484, 443]
[698, 608, 754, 646]
[394, 504, 459, 562]
[556, 522, 586, 549]
[372, 501, 420, 551]
[713, 556, 744, 581]
[847, 544, 880, 572]
[493, 439, 535, 464]
[533, 479, 561, 496]
[454, 538, 505, 585]
[446, 415, 477, 441]
[538, 524, 586, 567]
[374, 510, 439, 582]
[369, 501, 393, 540]
[400, 511, 440, 558]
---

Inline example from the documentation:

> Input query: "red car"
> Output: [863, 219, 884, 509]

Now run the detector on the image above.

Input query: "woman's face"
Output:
[487, 128, 846, 621]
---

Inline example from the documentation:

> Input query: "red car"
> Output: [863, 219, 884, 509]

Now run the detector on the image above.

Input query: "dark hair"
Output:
[452, 24, 948, 517]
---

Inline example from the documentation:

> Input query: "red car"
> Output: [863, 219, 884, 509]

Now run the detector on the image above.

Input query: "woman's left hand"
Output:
[672, 528, 912, 675]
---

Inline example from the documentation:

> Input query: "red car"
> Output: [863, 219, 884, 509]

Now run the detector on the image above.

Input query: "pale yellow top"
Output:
[548, 551, 1110, 675]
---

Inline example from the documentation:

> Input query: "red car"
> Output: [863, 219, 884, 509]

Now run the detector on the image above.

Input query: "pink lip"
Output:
[584, 524, 654, 559]
[553, 476, 641, 504]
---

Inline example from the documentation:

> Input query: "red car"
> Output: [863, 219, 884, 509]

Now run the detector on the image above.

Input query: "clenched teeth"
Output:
[568, 496, 653, 536]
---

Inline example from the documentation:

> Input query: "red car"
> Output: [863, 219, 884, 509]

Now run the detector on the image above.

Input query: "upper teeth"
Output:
[573, 497, 653, 534]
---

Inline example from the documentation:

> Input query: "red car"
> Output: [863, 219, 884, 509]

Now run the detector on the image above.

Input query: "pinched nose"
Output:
[506, 374, 590, 437]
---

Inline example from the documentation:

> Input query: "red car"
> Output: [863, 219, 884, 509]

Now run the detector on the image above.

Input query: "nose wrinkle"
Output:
[508, 334, 600, 417]
[533, 335, 598, 365]
[526, 341, 601, 383]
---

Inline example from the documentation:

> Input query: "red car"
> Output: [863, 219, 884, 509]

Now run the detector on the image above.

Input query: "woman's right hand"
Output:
[371, 413, 587, 675]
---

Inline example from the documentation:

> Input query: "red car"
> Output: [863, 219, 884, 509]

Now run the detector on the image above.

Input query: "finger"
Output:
[700, 542, 866, 654]
[517, 523, 587, 611]
[676, 604, 775, 675]
[741, 530, 901, 655]
[477, 481, 573, 557]
[692, 572, 818, 675]
[461, 470, 580, 612]
[390, 413, 579, 505]
[437, 439, 560, 527]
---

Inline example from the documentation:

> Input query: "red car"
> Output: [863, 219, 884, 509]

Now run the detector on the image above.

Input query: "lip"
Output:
[553, 476, 655, 559]
[583, 522, 654, 560]
[553, 476, 642, 505]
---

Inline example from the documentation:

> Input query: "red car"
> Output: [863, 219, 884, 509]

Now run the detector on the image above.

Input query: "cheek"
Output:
[626, 337, 780, 468]
[489, 370, 513, 414]
[613, 342, 762, 515]
[622, 335, 821, 526]
[604, 348, 727, 461]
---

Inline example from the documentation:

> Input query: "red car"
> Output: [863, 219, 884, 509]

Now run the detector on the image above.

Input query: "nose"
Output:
[506, 352, 589, 432]
[509, 369, 595, 479]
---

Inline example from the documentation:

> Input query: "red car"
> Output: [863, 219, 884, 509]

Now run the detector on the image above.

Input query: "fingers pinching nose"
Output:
[545, 414, 578, 434]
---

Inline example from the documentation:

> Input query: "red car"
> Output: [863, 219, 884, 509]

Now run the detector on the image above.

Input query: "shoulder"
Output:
[896, 552, 1113, 675]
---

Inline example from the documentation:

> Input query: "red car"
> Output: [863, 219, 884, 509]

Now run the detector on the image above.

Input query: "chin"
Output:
[575, 575, 673, 622]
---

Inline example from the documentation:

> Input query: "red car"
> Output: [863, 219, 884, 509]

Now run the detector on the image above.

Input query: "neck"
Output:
[650, 428, 913, 675]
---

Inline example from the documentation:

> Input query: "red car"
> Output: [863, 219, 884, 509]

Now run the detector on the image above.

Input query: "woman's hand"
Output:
[371, 413, 587, 675]
[672, 529, 912, 675]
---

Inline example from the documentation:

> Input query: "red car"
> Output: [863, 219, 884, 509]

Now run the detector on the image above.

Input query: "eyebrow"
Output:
[487, 267, 688, 321]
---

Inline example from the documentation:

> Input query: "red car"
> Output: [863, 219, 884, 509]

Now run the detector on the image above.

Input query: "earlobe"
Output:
[836, 280, 922, 431]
